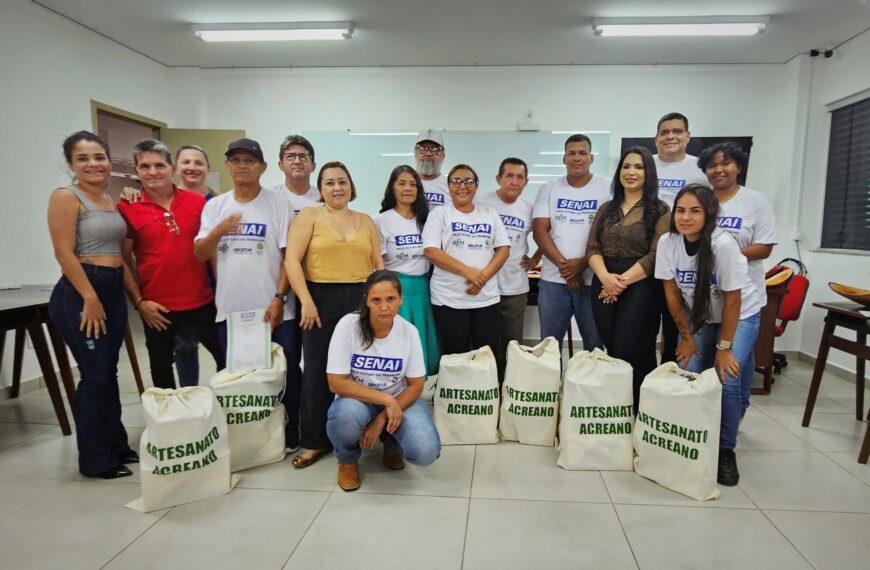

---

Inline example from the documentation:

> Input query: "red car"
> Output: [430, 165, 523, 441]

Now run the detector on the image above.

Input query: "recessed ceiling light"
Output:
[192, 22, 354, 42]
[592, 16, 769, 37]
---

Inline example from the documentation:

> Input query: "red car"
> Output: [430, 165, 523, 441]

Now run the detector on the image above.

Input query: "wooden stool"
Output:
[801, 302, 870, 464]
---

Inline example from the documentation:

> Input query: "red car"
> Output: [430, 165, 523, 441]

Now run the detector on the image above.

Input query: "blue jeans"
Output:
[326, 397, 441, 465]
[219, 319, 301, 430]
[537, 279, 603, 350]
[48, 265, 130, 476]
[173, 326, 200, 387]
[685, 312, 761, 450]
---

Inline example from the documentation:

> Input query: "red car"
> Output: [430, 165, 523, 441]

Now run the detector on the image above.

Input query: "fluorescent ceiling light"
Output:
[551, 130, 611, 134]
[539, 151, 599, 156]
[380, 152, 414, 157]
[592, 16, 769, 37]
[533, 164, 567, 168]
[349, 131, 416, 136]
[192, 22, 353, 42]
[528, 174, 562, 178]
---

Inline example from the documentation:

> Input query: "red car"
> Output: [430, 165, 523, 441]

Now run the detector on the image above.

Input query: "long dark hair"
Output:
[379, 165, 428, 231]
[357, 270, 403, 349]
[670, 184, 720, 331]
[598, 146, 662, 246]
[63, 130, 110, 162]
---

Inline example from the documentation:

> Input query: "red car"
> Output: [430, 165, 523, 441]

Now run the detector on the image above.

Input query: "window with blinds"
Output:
[821, 96, 870, 251]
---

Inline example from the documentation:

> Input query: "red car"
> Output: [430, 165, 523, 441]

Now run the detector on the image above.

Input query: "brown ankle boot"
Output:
[337, 463, 360, 491]
[383, 439, 405, 471]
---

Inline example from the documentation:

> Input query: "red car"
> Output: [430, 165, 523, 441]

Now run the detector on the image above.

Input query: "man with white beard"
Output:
[414, 130, 449, 210]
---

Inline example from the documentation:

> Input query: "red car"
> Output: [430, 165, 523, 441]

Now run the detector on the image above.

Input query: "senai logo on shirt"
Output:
[659, 179, 686, 189]
[451, 222, 492, 235]
[351, 354, 403, 371]
[229, 223, 267, 237]
[395, 234, 423, 246]
[555, 198, 598, 213]
[499, 215, 525, 230]
[676, 269, 698, 286]
[426, 192, 445, 205]
[718, 217, 743, 231]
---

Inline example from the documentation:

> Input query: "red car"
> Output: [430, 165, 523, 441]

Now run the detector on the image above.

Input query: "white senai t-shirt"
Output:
[716, 186, 778, 304]
[422, 203, 510, 309]
[477, 191, 533, 295]
[327, 313, 426, 397]
[422, 175, 449, 211]
[655, 229, 762, 322]
[653, 154, 708, 209]
[375, 209, 430, 276]
[196, 188, 294, 322]
[267, 183, 320, 215]
[531, 175, 612, 285]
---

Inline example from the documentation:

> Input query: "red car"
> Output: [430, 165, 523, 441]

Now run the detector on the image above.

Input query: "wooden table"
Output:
[801, 301, 870, 464]
[752, 284, 789, 395]
[0, 285, 146, 436]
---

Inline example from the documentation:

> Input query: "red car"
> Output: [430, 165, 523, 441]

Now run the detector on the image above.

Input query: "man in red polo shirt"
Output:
[119, 139, 225, 388]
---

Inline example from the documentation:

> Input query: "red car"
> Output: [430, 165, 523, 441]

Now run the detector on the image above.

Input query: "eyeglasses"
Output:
[163, 211, 180, 236]
[282, 152, 311, 163]
[228, 157, 260, 166]
[448, 177, 477, 188]
[415, 145, 443, 154]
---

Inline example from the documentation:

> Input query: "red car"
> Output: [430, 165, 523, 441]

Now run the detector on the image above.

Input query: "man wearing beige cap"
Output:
[414, 130, 449, 211]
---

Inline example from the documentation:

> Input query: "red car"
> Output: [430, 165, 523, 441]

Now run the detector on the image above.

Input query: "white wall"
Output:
[0, 0, 176, 388]
[795, 30, 870, 379]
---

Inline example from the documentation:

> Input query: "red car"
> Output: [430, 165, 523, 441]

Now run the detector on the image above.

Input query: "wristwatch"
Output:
[716, 340, 733, 351]
[274, 292, 289, 304]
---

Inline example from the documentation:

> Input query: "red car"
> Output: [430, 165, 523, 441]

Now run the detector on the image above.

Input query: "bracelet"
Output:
[134, 298, 145, 309]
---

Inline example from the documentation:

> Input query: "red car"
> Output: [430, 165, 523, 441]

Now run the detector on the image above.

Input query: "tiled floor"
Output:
[1, 337, 869, 569]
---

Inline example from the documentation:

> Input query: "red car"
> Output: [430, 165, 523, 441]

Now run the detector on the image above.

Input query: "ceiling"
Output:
[35, 0, 870, 68]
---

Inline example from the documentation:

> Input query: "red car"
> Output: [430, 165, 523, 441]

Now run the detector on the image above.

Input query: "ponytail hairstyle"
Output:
[380, 165, 428, 231]
[670, 184, 720, 331]
[357, 270, 403, 349]
[598, 146, 662, 246]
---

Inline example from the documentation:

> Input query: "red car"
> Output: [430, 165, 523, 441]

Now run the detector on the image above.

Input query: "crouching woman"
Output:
[326, 270, 441, 491]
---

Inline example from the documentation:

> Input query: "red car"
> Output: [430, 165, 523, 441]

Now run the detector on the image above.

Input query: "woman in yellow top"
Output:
[285, 161, 383, 467]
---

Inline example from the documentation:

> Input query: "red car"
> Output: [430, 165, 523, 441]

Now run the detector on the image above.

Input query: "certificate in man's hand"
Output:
[227, 309, 272, 372]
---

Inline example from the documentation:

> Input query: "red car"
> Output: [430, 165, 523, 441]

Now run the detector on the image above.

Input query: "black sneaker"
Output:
[285, 426, 300, 453]
[718, 448, 740, 486]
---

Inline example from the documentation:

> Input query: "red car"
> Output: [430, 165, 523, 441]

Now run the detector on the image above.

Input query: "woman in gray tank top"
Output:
[47, 131, 138, 479]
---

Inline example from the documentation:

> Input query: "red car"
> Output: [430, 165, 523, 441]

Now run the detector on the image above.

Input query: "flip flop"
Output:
[292, 447, 330, 469]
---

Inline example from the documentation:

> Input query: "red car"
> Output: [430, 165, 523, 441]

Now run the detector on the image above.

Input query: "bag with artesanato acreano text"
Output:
[499, 338, 561, 446]
[209, 342, 287, 472]
[434, 346, 499, 445]
[127, 387, 237, 513]
[557, 348, 635, 470]
[633, 363, 722, 501]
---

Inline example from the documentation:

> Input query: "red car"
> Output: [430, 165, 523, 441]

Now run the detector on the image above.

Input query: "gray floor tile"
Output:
[235, 454, 338, 492]
[822, 451, 870, 485]
[736, 408, 815, 451]
[106, 488, 329, 570]
[0, 480, 166, 570]
[765, 510, 870, 570]
[471, 442, 610, 503]
[616, 504, 811, 570]
[463, 498, 637, 570]
[284, 493, 467, 570]
[355, 443, 474, 498]
[0, 421, 55, 449]
[0, 427, 83, 480]
[601, 471, 756, 509]
[764, 410, 869, 452]
[0, 391, 67, 425]
[750, 377, 849, 414]
[0, 477, 65, 520]
[738, 450, 870, 512]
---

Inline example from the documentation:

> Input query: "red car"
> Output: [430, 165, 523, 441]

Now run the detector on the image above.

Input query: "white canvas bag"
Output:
[434, 346, 500, 445]
[557, 348, 635, 470]
[499, 338, 561, 446]
[128, 387, 235, 512]
[633, 363, 722, 501]
[209, 342, 287, 472]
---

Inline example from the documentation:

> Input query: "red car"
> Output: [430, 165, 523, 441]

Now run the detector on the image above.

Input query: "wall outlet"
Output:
[790, 228, 805, 241]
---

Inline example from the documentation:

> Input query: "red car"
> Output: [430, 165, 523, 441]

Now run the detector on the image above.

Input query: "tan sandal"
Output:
[292, 447, 330, 469]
